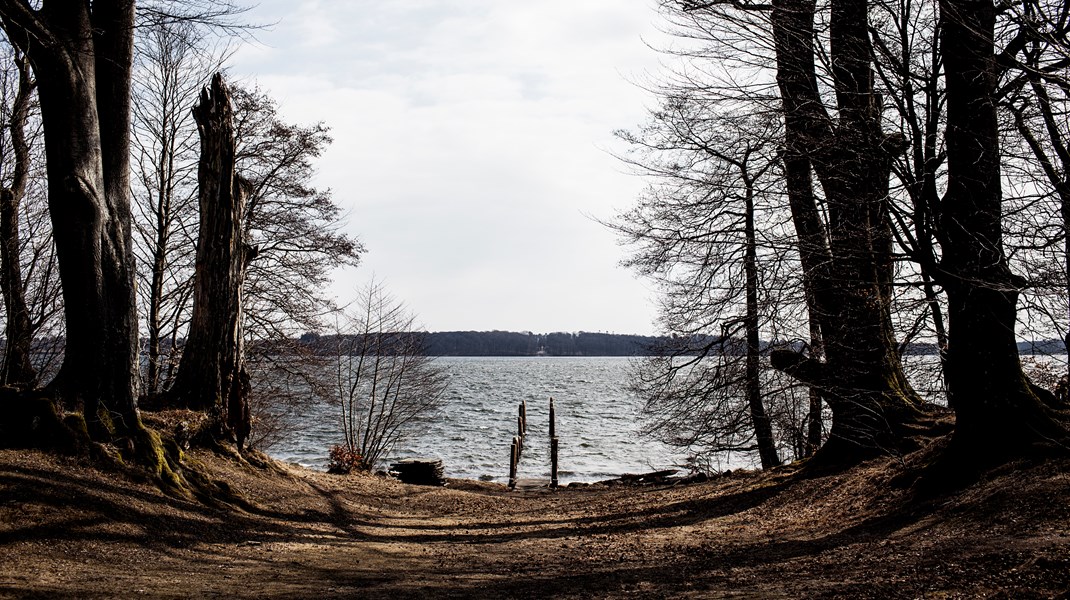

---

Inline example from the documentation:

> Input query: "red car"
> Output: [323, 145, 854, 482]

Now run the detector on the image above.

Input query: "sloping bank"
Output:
[1, 442, 1068, 598]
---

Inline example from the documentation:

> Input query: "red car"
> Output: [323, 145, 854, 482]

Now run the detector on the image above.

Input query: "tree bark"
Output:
[0, 1, 141, 438]
[769, 0, 922, 464]
[937, 0, 1068, 461]
[167, 73, 253, 449]
[743, 162, 780, 469]
[0, 50, 36, 387]
[146, 230, 167, 392]
[803, 310, 824, 456]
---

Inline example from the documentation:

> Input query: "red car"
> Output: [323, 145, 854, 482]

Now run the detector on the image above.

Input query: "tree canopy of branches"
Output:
[613, 106, 790, 468]
[621, 0, 1070, 469]
[231, 86, 363, 342]
[131, 16, 230, 393]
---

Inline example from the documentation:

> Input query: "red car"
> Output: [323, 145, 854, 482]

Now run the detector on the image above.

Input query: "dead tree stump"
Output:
[166, 73, 255, 449]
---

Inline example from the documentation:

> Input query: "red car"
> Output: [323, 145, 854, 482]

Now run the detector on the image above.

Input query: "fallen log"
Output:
[390, 458, 446, 486]
[597, 469, 680, 486]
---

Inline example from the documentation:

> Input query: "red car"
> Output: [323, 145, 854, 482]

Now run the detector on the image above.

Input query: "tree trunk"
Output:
[937, 1, 1068, 461]
[743, 167, 780, 469]
[92, 0, 140, 426]
[803, 312, 824, 456]
[167, 73, 253, 449]
[0, 51, 36, 387]
[0, 189, 34, 387]
[769, 0, 922, 464]
[1, 1, 142, 438]
[146, 215, 169, 392]
[780, 145, 826, 458]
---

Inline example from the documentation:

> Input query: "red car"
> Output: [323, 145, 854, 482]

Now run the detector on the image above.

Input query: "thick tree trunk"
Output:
[92, 0, 140, 425]
[167, 74, 253, 449]
[1, 1, 142, 438]
[0, 52, 36, 387]
[937, 1, 1068, 461]
[769, 0, 922, 464]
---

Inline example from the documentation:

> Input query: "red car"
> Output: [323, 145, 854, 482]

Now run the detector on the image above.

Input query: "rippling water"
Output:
[267, 356, 689, 483]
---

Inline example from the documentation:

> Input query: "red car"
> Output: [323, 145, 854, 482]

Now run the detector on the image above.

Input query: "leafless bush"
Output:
[321, 280, 449, 472]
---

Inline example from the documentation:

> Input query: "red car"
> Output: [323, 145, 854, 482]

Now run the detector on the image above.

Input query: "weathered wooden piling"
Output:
[509, 400, 529, 487]
[507, 396, 564, 490]
[509, 436, 519, 488]
[551, 436, 559, 488]
[549, 397, 556, 439]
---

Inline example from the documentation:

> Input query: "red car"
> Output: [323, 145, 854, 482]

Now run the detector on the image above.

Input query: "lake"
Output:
[266, 356, 697, 484]
[266, 352, 1033, 483]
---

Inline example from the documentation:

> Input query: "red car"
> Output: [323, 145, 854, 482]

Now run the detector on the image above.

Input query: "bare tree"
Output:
[325, 280, 448, 472]
[131, 17, 231, 393]
[613, 101, 788, 468]
[230, 85, 363, 342]
[222, 85, 364, 448]
[0, 42, 35, 387]
[936, 0, 1069, 462]
[0, 1, 142, 438]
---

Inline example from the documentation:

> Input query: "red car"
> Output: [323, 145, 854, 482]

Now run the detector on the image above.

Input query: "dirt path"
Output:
[1, 448, 1069, 598]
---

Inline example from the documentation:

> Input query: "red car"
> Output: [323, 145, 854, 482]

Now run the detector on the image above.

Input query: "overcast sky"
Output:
[229, 1, 667, 335]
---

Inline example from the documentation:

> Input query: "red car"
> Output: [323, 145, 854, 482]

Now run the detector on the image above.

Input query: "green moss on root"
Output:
[132, 426, 190, 497]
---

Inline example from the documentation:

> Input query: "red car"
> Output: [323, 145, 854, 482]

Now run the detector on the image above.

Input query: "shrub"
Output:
[327, 444, 363, 474]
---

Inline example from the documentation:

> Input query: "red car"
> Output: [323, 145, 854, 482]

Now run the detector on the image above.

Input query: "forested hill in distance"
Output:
[292, 331, 1069, 358]
[421, 331, 662, 356]
[294, 331, 667, 357]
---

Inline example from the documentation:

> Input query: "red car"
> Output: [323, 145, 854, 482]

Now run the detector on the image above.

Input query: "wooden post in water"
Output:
[517, 414, 524, 455]
[549, 397, 556, 439]
[551, 436, 559, 488]
[549, 397, 559, 488]
[521, 400, 528, 433]
[509, 436, 519, 489]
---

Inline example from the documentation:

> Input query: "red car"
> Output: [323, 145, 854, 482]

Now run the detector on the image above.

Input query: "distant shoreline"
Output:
[293, 330, 1069, 358]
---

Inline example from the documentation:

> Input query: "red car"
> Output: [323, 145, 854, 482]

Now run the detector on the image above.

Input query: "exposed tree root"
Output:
[795, 403, 952, 474]
[899, 410, 1070, 498]
[0, 389, 265, 507]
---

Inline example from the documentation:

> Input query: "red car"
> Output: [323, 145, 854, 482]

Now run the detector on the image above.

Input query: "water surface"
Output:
[267, 356, 691, 483]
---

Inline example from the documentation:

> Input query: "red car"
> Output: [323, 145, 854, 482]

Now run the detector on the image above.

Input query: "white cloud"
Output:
[231, 0, 665, 334]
